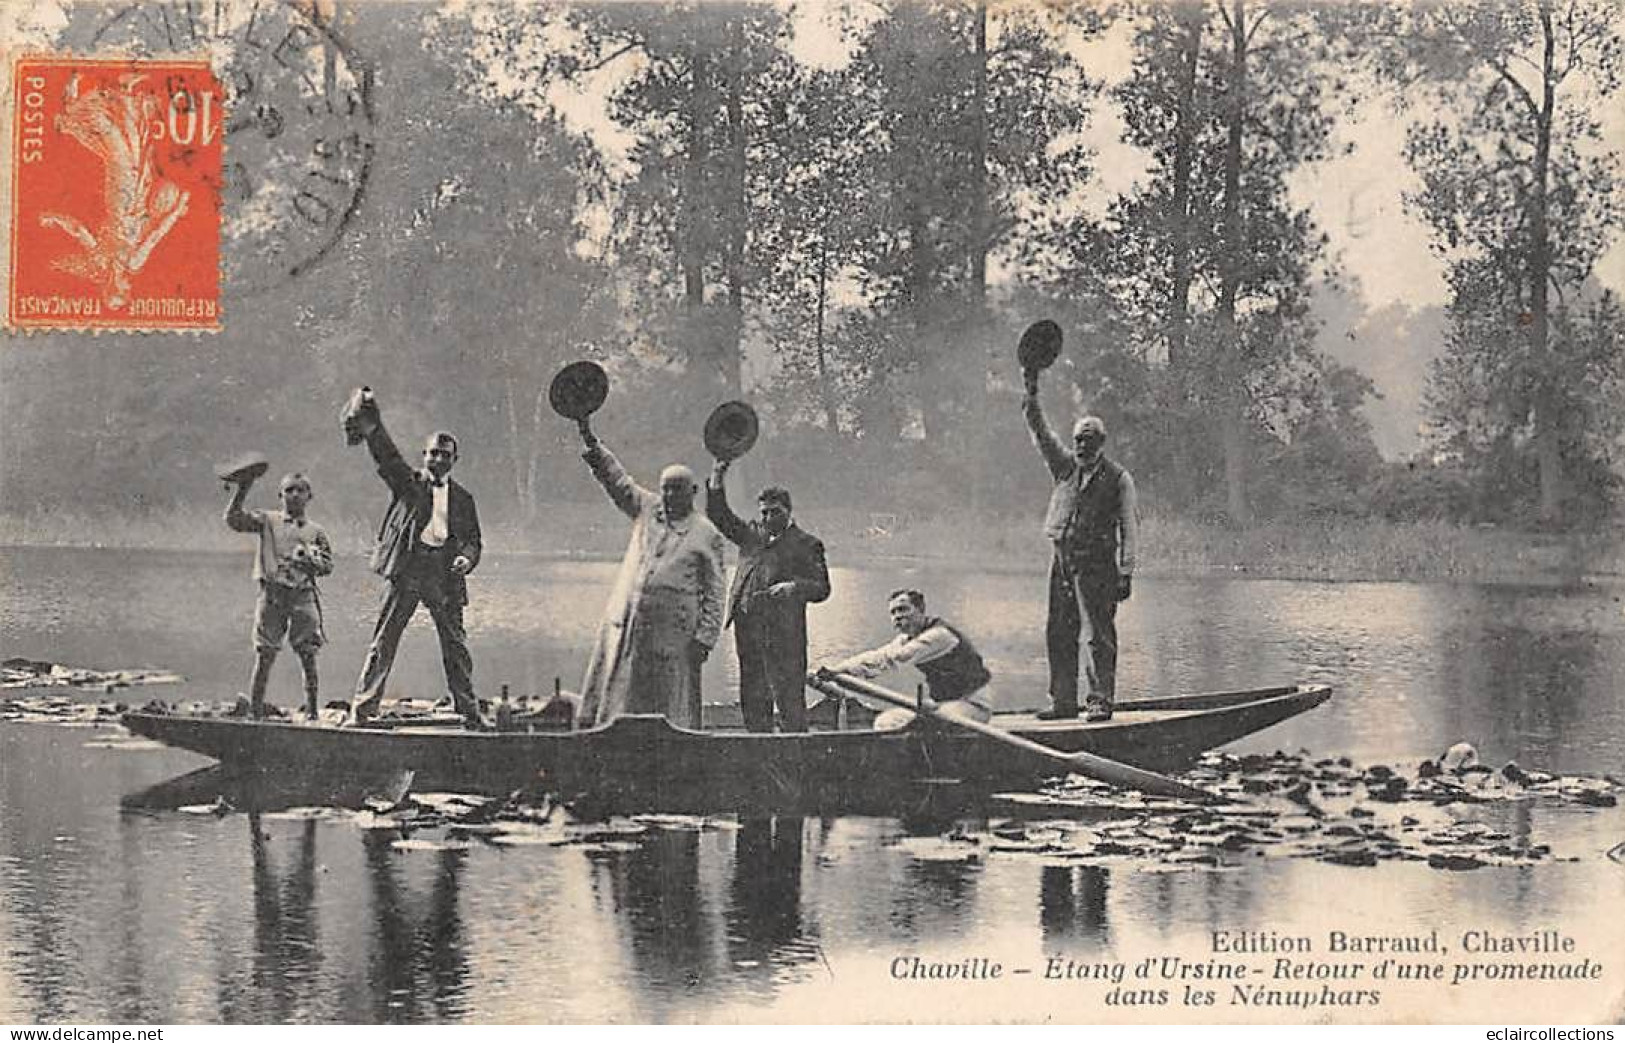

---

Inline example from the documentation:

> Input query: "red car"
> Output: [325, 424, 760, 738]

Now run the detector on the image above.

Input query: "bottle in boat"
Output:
[494, 683, 514, 731]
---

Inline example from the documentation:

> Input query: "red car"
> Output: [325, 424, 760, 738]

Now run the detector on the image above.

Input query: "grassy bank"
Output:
[1, 506, 1619, 585]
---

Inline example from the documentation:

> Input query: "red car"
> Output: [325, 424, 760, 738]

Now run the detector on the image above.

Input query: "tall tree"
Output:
[1370, 0, 1624, 526]
[841, 1, 1100, 455]
[592, 4, 794, 400]
[437, 2, 796, 404]
[750, 63, 877, 436]
[358, 6, 613, 517]
[1045, 0, 1351, 520]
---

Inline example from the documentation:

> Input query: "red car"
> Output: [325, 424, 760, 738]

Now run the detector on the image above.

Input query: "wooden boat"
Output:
[121, 683, 1331, 804]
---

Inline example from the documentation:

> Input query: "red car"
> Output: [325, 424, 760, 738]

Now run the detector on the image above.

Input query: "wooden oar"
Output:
[822, 672, 1218, 803]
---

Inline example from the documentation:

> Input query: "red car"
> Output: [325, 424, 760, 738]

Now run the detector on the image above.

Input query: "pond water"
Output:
[1, 547, 1621, 1023]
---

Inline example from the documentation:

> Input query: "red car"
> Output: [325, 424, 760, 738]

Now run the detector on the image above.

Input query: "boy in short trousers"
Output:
[225, 471, 333, 718]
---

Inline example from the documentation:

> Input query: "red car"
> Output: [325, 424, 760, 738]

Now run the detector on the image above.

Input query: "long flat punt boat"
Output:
[121, 684, 1331, 798]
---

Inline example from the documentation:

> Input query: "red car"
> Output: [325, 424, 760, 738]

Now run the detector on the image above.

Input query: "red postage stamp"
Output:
[7, 55, 223, 332]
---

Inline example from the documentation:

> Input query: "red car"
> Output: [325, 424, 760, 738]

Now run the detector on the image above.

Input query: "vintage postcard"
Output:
[1, 0, 1621, 1027]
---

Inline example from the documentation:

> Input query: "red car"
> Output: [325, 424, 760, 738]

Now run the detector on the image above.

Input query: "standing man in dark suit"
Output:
[1021, 367, 1138, 723]
[344, 392, 485, 728]
[707, 459, 831, 733]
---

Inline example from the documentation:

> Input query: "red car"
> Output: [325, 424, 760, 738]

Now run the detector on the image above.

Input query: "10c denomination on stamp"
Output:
[7, 55, 223, 332]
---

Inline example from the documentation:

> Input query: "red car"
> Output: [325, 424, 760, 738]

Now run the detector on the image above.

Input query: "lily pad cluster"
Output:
[1, 657, 183, 692]
[1190, 748, 1619, 810]
[31, 693, 574, 729]
[961, 749, 1621, 872]
[186, 785, 744, 857]
[1, 695, 132, 724]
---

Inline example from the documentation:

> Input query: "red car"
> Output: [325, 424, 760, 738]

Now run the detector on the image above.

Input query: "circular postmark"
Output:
[70, 0, 376, 296]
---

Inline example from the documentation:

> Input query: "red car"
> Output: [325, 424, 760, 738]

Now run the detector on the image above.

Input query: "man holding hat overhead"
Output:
[707, 461, 831, 733]
[343, 392, 485, 729]
[224, 468, 333, 719]
[1022, 364, 1139, 723]
[578, 429, 726, 729]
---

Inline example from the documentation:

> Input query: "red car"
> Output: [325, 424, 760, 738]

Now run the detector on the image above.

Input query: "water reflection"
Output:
[726, 817, 815, 993]
[122, 764, 416, 815]
[242, 816, 322, 1023]
[111, 827, 152, 1022]
[361, 831, 471, 1022]
[597, 829, 721, 1000]
[889, 856, 982, 940]
[1038, 865, 1109, 947]
[7, 748, 1625, 1022]
[1477, 619, 1598, 765]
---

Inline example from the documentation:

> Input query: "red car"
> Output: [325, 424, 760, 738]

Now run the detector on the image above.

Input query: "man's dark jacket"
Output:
[706, 485, 830, 645]
[365, 424, 482, 606]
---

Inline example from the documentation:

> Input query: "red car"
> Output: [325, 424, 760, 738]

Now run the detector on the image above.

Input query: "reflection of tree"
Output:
[1466, 590, 1599, 767]
[1039, 865, 1109, 947]
[602, 830, 722, 999]
[360, 832, 470, 1023]
[725, 817, 814, 993]
[5, 825, 81, 1020]
[1486, 623, 1596, 762]
[886, 815, 984, 940]
[889, 860, 979, 938]
[110, 817, 154, 1021]
[235, 815, 322, 1022]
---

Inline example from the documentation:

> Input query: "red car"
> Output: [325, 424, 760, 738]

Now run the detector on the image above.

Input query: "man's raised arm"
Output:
[705, 460, 753, 546]
[582, 438, 649, 520]
[1021, 376, 1073, 480]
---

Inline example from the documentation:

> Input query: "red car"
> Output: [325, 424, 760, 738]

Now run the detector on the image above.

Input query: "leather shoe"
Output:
[342, 704, 377, 729]
[1035, 706, 1079, 721]
[1084, 703, 1114, 723]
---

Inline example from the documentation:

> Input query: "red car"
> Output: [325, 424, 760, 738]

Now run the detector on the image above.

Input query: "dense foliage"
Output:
[1, 0, 1620, 535]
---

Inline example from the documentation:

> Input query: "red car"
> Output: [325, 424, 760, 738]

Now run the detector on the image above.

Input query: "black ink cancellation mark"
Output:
[84, 0, 376, 296]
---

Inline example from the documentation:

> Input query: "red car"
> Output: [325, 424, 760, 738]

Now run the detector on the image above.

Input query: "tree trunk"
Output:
[969, 1, 989, 299]
[814, 234, 838, 433]
[1216, 0, 1250, 525]
[1530, 0, 1561, 526]
[501, 375, 532, 515]
[969, 1, 993, 511]
[721, 14, 748, 397]
[681, 49, 709, 309]
[528, 387, 549, 518]
[1165, 1, 1203, 509]
[904, 194, 934, 442]
[1167, 2, 1201, 376]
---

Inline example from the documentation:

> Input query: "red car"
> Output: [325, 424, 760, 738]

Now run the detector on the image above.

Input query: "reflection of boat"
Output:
[122, 684, 1331, 801]
[121, 763, 415, 813]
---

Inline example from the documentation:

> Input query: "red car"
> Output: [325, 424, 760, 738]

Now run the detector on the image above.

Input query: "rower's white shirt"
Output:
[420, 477, 450, 547]
[834, 623, 959, 679]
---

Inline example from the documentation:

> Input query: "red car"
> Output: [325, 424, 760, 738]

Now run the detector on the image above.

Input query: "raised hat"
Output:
[704, 400, 760, 461]
[215, 452, 270, 485]
[549, 360, 609, 421]
[1017, 319, 1063, 371]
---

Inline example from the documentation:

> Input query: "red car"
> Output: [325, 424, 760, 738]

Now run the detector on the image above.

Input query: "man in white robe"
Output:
[578, 432, 725, 729]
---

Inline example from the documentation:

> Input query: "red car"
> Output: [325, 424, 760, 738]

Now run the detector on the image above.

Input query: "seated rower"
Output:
[814, 588, 993, 730]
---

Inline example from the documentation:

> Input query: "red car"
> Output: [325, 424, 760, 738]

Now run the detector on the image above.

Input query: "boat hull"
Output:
[121, 684, 1331, 801]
